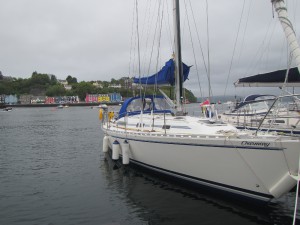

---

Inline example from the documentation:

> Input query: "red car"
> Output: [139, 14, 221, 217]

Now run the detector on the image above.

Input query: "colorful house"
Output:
[85, 93, 122, 103]
[5, 95, 18, 104]
[0, 95, 5, 104]
[85, 94, 98, 103]
[31, 96, 46, 104]
[98, 94, 110, 103]
[19, 95, 32, 104]
[45, 97, 55, 104]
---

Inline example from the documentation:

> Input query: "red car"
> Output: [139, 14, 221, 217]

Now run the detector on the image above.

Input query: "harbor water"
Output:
[0, 106, 299, 225]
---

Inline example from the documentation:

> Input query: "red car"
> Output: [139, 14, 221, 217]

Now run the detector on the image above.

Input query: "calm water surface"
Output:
[0, 106, 299, 225]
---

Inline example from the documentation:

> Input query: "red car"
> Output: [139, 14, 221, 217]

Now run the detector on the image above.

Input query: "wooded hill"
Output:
[0, 72, 197, 102]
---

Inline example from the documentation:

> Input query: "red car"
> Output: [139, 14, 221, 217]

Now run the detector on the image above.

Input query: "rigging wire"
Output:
[263, 21, 277, 72]
[129, 0, 136, 79]
[183, 0, 203, 99]
[165, 0, 174, 54]
[205, 0, 213, 100]
[131, 1, 173, 100]
[188, 0, 209, 100]
[129, 0, 141, 82]
[244, 17, 274, 76]
[188, 0, 208, 76]
[253, 20, 277, 74]
[234, 0, 252, 99]
[223, 0, 246, 97]
[135, 0, 142, 97]
[237, 0, 252, 68]
[141, 0, 157, 76]
[153, 1, 165, 96]
[146, 1, 161, 77]
[142, 0, 163, 97]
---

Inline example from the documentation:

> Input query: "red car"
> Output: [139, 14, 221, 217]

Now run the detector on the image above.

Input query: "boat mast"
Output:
[272, 0, 300, 73]
[173, 0, 183, 113]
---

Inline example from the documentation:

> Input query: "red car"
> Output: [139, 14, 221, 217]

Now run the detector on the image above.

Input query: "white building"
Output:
[108, 84, 122, 89]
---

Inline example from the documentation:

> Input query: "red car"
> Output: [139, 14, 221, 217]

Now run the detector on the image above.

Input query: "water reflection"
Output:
[101, 153, 299, 225]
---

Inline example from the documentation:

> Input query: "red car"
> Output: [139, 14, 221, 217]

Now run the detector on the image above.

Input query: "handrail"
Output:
[255, 94, 300, 135]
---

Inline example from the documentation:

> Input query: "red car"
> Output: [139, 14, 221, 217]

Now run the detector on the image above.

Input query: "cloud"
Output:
[0, 0, 299, 96]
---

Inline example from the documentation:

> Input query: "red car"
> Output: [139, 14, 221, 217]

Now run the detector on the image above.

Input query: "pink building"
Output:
[85, 94, 98, 103]
[45, 97, 55, 104]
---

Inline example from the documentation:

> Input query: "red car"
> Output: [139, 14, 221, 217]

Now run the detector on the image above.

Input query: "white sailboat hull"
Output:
[99, 0, 300, 205]
[104, 125, 299, 202]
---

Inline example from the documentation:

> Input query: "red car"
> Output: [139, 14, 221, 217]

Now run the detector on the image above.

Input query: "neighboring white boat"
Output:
[101, 0, 300, 202]
[219, 94, 300, 135]
[2, 107, 13, 112]
[97, 104, 108, 109]
[57, 104, 64, 109]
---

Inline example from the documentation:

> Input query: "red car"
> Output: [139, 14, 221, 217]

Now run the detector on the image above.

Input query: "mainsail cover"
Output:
[234, 67, 300, 87]
[133, 59, 191, 86]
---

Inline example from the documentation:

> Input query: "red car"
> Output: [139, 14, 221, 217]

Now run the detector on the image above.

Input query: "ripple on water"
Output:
[0, 107, 299, 225]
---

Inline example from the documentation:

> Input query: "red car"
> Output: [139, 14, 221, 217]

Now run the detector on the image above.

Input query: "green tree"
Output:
[102, 81, 109, 88]
[184, 89, 197, 103]
[72, 81, 95, 100]
[0, 81, 13, 94]
[110, 78, 117, 84]
[50, 75, 58, 85]
[46, 84, 66, 96]
[31, 72, 51, 85]
[66, 75, 78, 84]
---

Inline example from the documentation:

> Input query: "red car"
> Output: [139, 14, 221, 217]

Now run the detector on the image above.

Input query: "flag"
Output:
[200, 99, 210, 106]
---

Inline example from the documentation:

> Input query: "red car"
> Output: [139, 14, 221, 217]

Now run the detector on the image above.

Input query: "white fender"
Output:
[112, 140, 120, 160]
[269, 172, 296, 198]
[103, 135, 109, 153]
[122, 140, 130, 165]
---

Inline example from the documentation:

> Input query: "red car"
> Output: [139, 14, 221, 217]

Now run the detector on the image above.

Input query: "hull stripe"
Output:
[110, 134, 282, 151]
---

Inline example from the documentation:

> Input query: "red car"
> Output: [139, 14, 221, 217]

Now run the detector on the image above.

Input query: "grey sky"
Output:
[1, 0, 299, 97]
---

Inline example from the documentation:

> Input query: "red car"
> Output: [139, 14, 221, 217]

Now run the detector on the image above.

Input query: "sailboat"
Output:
[219, 3, 300, 135]
[101, 0, 300, 202]
[219, 94, 300, 135]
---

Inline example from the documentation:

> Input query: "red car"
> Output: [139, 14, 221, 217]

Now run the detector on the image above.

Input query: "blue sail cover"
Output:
[133, 59, 191, 86]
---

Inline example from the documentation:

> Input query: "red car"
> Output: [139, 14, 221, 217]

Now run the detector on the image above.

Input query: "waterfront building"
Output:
[45, 97, 55, 104]
[85, 93, 122, 103]
[92, 82, 103, 88]
[0, 95, 5, 104]
[31, 96, 46, 104]
[5, 95, 18, 104]
[98, 94, 110, 102]
[19, 95, 33, 104]
[109, 93, 122, 102]
[108, 84, 122, 89]
[85, 94, 98, 103]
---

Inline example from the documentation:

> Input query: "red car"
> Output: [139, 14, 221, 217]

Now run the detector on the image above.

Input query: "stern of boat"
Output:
[269, 139, 300, 198]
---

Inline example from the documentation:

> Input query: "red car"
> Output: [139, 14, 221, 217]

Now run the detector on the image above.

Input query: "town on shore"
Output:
[0, 71, 197, 107]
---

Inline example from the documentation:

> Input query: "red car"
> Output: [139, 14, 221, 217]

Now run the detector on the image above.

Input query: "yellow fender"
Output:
[99, 109, 103, 120]
[108, 111, 114, 121]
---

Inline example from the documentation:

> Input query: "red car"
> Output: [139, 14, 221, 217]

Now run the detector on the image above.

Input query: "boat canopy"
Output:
[118, 95, 173, 119]
[133, 59, 191, 86]
[234, 94, 275, 111]
[234, 67, 300, 87]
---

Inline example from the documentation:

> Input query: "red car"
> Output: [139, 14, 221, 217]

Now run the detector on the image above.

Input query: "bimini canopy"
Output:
[235, 94, 275, 111]
[133, 59, 191, 86]
[118, 95, 173, 119]
[234, 67, 300, 87]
